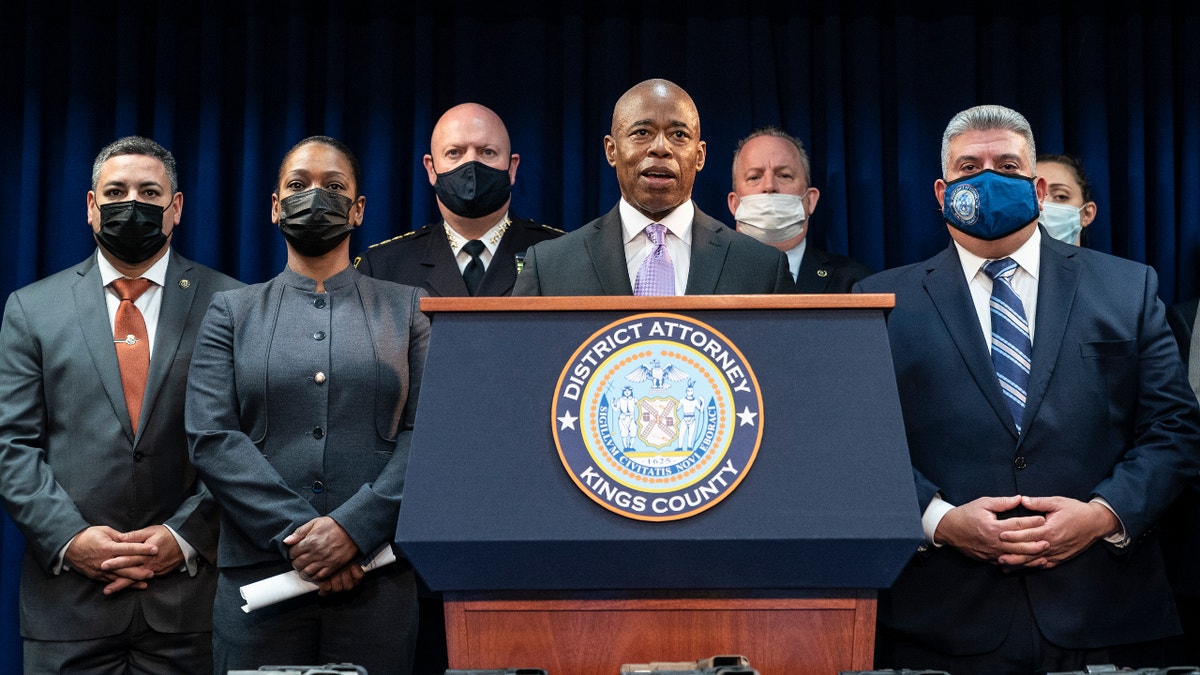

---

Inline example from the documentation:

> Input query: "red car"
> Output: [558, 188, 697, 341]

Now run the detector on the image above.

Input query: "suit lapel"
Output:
[795, 248, 830, 293]
[923, 245, 1019, 438]
[684, 212, 728, 295]
[420, 231, 469, 297]
[137, 251, 196, 442]
[584, 207, 634, 295]
[73, 257, 134, 440]
[1021, 242, 1079, 437]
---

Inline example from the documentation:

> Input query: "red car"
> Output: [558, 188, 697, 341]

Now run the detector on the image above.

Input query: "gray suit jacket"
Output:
[511, 204, 796, 295]
[0, 249, 242, 640]
[185, 266, 429, 568]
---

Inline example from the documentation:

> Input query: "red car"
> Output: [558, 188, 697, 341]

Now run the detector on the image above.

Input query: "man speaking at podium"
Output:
[513, 78, 794, 297]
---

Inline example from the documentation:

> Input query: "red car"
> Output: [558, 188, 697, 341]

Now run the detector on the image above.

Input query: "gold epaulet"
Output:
[539, 223, 566, 234]
[366, 230, 420, 249]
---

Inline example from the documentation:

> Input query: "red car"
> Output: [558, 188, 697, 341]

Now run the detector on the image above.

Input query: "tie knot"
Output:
[462, 240, 486, 259]
[111, 277, 153, 302]
[982, 258, 1018, 281]
[645, 223, 666, 245]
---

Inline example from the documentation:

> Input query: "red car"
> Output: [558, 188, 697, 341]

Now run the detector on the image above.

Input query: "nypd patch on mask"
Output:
[948, 182, 982, 227]
[552, 313, 763, 521]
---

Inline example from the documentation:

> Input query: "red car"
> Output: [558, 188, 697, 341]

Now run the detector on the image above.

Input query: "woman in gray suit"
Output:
[185, 136, 428, 674]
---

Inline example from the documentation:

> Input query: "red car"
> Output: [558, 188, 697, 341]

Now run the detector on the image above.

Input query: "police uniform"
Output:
[354, 214, 563, 297]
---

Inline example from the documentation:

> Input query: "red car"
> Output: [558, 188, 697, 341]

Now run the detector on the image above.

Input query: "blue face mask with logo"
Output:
[942, 169, 1040, 241]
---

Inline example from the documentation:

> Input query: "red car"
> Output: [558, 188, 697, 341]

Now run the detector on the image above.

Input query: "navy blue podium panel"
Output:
[395, 295, 922, 592]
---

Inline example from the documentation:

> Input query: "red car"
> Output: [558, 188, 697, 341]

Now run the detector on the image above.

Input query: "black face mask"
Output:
[433, 160, 512, 219]
[277, 187, 355, 257]
[95, 199, 171, 264]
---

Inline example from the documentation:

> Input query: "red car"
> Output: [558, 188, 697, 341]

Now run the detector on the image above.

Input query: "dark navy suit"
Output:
[794, 245, 874, 293]
[855, 231, 1200, 655]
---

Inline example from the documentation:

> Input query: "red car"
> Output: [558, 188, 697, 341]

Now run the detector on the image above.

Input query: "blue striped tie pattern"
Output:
[982, 258, 1031, 432]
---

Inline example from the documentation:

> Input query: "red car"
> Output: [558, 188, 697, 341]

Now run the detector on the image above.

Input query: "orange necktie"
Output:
[111, 277, 153, 432]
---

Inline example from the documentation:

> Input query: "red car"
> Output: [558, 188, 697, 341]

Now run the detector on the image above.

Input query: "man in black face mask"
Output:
[354, 102, 562, 297]
[0, 136, 242, 673]
[854, 105, 1200, 673]
[355, 102, 561, 673]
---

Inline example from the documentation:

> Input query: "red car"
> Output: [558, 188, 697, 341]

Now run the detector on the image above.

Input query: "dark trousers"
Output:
[875, 583, 1176, 675]
[412, 581, 449, 675]
[213, 561, 418, 675]
[24, 600, 211, 675]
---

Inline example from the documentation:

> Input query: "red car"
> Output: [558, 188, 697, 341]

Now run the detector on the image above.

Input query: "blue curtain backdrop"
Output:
[2, 1, 1198, 666]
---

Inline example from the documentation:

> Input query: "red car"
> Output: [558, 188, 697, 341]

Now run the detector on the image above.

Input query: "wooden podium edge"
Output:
[420, 293, 896, 313]
[443, 588, 879, 673]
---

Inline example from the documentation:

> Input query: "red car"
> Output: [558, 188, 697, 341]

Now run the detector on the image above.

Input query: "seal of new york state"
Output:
[553, 313, 763, 521]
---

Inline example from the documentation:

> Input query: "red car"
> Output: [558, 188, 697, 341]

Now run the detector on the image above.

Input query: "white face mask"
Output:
[1039, 201, 1084, 244]
[734, 193, 807, 244]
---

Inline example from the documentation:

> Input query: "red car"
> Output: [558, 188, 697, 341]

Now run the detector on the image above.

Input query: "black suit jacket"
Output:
[794, 246, 875, 293]
[511, 203, 795, 295]
[855, 233, 1200, 652]
[1164, 295, 1200, 599]
[354, 215, 563, 296]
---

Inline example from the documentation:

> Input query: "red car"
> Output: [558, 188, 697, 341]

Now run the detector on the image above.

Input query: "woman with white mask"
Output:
[1037, 153, 1097, 246]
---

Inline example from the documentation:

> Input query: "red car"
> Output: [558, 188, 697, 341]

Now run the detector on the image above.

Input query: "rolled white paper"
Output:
[239, 546, 397, 613]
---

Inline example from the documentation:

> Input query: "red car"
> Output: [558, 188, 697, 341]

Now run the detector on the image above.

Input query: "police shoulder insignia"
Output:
[366, 229, 420, 249]
[553, 313, 763, 521]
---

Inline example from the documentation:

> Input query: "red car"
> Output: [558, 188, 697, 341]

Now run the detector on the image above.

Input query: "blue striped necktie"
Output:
[982, 258, 1031, 432]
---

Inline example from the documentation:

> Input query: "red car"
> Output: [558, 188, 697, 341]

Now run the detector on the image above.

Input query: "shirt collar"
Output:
[444, 213, 512, 255]
[619, 199, 694, 245]
[97, 247, 170, 288]
[785, 237, 808, 281]
[954, 226, 1042, 283]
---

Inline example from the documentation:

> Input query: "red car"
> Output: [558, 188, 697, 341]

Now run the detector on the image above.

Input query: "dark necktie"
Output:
[982, 258, 1031, 433]
[633, 223, 675, 296]
[111, 277, 154, 432]
[462, 240, 486, 296]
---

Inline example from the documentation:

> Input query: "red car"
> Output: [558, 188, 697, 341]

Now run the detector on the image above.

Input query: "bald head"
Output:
[424, 102, 520, 227]
[610, 78, 700, 137]
[604, 78, 706, 221]
[428, 102, 512, 170]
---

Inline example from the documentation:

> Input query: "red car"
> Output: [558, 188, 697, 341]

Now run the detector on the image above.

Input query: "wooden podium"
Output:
[395, 295, 921, 675]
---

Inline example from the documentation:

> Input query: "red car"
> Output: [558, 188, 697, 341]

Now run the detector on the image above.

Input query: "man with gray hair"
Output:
[0, 136, 242, 672]
[856, 105, 1200, 672]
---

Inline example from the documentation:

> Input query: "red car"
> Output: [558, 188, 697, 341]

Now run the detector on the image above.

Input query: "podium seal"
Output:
[552, 313, 763, 521]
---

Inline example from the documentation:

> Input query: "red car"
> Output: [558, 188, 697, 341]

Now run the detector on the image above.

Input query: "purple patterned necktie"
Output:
[633, 223, 675, 296]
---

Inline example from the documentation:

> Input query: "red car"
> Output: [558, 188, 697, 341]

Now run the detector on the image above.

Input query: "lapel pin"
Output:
[179, 279, 190, 289]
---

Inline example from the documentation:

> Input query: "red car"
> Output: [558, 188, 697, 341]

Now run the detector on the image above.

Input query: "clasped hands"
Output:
[284, 516, 363, 596]
[934, 494, 1121, 570]
[64, 524, 184, 596]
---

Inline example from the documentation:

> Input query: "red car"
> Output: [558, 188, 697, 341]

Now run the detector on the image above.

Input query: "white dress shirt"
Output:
[620, 199, 693, 295]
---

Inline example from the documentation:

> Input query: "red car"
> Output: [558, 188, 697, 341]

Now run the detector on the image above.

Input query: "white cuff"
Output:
[922, 494, 955, 546]
[164, 525, 200, 576]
